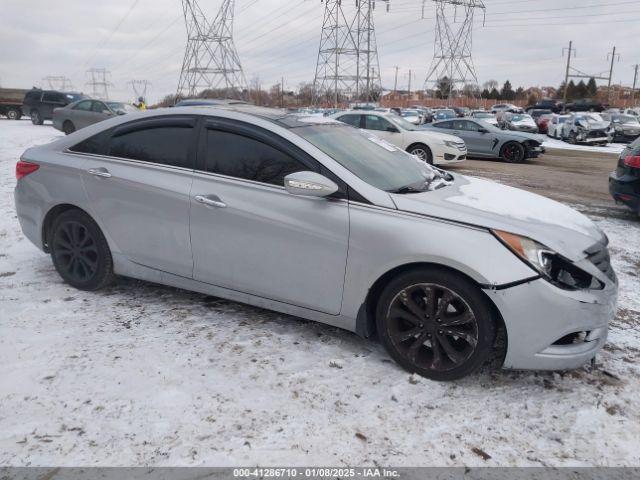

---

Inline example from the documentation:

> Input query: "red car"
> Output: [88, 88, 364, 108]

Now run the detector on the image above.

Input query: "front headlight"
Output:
[443, 140, 462, 148]
[493, 230, 603, 290]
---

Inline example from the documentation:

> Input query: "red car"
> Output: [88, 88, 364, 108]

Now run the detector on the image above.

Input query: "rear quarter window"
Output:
[69, 129, 112, 155]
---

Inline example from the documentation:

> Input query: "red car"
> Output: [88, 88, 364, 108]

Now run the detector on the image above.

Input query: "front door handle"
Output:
[87, 167, 111, 178]
[194, 194, 227, 208]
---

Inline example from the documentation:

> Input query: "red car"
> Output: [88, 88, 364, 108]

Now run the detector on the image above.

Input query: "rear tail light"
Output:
[16, 160, 40, 180]
[624, 155, 640, 168]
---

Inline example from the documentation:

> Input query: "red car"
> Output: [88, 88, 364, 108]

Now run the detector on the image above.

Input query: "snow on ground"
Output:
[0, 119, 639, 467]
[542, 137, 627, 155]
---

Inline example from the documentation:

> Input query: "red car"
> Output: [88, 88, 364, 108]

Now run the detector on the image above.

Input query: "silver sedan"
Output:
[15, 106, 617, 381]
[53, 99, 137, 134]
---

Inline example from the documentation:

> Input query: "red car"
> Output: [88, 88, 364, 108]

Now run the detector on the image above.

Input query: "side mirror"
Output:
[386, 126, 399, 133]
[284, 171, 339, 198]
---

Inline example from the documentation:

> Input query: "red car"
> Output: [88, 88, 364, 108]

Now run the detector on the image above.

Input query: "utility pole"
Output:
[562, 41, 575, 104]
[281, 77, 285, 109]
[607, 46, 620, 102]
[408, 69, 412, 96]
[393, 66, 399, 93]
[632, 64, 639, 102]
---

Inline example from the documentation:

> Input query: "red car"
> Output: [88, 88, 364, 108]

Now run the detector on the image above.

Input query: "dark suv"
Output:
[526, 99, 563, 114]
[22, 89, 88, 125]
[609, 137, 640, 215]
[564, 99, 606, 113]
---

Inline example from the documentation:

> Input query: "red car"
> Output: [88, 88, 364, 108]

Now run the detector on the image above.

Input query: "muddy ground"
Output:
[447, 148, 637, 221]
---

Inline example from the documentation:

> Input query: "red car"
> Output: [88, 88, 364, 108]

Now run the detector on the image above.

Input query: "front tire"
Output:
[500, 142, 525, 163]
[376, 268, 496, 381]
[407, 144, 434, 165]
[49, 210, 115, 291]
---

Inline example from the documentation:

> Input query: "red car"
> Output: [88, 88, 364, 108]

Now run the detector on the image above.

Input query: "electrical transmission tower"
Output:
[313, 0, 389, 107]
[423, 0, 485, 99]
[128, 79, 151, 100]
[85, 68, 113, 100]
[43, 76, 75, 91]
[177, 0, 247, 99]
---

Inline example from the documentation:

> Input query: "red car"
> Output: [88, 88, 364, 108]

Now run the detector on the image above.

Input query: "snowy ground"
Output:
[1, 119, 639, 467]
[542, 137, 628, 155]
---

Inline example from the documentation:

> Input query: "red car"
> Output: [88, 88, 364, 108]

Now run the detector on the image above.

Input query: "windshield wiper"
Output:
[387, 185, 424, 194]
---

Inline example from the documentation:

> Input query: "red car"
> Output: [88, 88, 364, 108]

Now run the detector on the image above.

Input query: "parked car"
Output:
[526, 99, 564, 114]
[22, 89, 88, 125]
[490, 103, 523, 114]
[547, 114, 570, 139]
[400, 109, 423, 125]
[469, 111, 498, 126]
[623, 107, 640, 118]
[536, 114, 554, 135]
[561, 113, 613, 145]
[14, 106, 617, 381]
[53, 100, 137, 134]
[528, 109, 553, 122]
[501, 113, 539, 134]
[601, 114, 640, 143]
[432, 108, 457, 121]
[331, 110, 466, 165]
[426, 118, 545, 163]
[450, 106, 470, 118]
[564, 99, 606, 113]
[0, 87, 27, 120]
[609, 136, 640, 215]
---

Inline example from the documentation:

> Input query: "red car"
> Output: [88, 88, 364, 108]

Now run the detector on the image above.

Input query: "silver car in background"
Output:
[53, 99, 137, 135]
[15, 106, 617, 381]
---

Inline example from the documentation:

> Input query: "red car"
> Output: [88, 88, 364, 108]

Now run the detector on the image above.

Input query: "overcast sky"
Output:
[1, 0, 639, 103]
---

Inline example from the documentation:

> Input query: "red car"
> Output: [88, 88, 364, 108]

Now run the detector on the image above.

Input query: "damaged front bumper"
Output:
[485, 277, 617, 371]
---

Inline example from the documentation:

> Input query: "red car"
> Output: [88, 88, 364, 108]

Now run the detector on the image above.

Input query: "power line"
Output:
[85, 68, 113, 100]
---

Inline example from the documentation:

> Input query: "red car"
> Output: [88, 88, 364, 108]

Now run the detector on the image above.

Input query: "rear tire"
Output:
[500, 141, 525, 163]
[407, 143, 434, 165]
[6, 108, 20, 120]
[49, 210, 115, 291]
[376, 268, 496, 381]
[30, 109, 43, 125]
[62, 120, 76, 135]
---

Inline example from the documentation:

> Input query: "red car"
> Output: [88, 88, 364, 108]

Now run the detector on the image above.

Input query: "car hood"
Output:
[578, 120, 610, 130]
[390, 175, 605, 262]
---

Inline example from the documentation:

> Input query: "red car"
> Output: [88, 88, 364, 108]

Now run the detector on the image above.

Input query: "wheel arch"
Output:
[355, 261, 507, 358]
[41, 203, 91, 253]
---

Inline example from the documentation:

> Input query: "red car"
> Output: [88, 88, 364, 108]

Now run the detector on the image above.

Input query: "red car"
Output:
[535, 113, 554, 135]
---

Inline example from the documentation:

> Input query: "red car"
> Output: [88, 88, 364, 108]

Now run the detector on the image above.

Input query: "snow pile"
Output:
[0, 120, 639, 467]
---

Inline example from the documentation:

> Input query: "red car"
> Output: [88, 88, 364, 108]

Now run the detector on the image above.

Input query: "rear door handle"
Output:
[87, 167, 112, 178]
[194, 194, 227, 208]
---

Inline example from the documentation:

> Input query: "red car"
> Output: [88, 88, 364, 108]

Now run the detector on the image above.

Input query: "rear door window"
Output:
[107, 118, 196, 168]
[73, 100, 93, 111]
[337, 114, 362, 128]
[363, 115, 393, 132]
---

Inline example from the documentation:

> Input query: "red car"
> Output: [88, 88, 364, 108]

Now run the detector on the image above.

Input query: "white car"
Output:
[470, 110, 499, 126]
[547, 114, 570, 139]
[400, 109, 423, 125]
[331, 110, 467, 165]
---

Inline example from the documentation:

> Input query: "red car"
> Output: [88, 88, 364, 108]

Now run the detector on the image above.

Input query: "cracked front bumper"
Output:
[485, 278, 617, 371]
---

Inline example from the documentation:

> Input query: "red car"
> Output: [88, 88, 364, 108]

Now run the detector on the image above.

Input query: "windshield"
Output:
[107, 102, 136, 113]
[388, 115, 419, 131]
[576, 114, 603, 123]
[473, 112, 493, 118]
[294, 124, 449, 193]
[615, 115, 639, 124]
[509, 114, 531, 122]
[435, 110, 455, 119]
[401, 110, 419, 117]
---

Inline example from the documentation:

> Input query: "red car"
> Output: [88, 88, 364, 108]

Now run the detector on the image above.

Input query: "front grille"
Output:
[587, 129, 607, 138]
[455, 142, 466, 151]
[585, 242, 615, 282]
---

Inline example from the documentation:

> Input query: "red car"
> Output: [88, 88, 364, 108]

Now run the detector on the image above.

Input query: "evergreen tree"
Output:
[566, 80, 577, 101]
[587, 77, 598, 97]
[500, 80, 515, 101]
[575, 80, 588, 99]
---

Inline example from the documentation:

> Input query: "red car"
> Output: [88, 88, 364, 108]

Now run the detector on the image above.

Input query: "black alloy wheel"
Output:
[376, 269, 495, 381]
[500, 142, 525, 163]
[50, 210, 114, 290]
